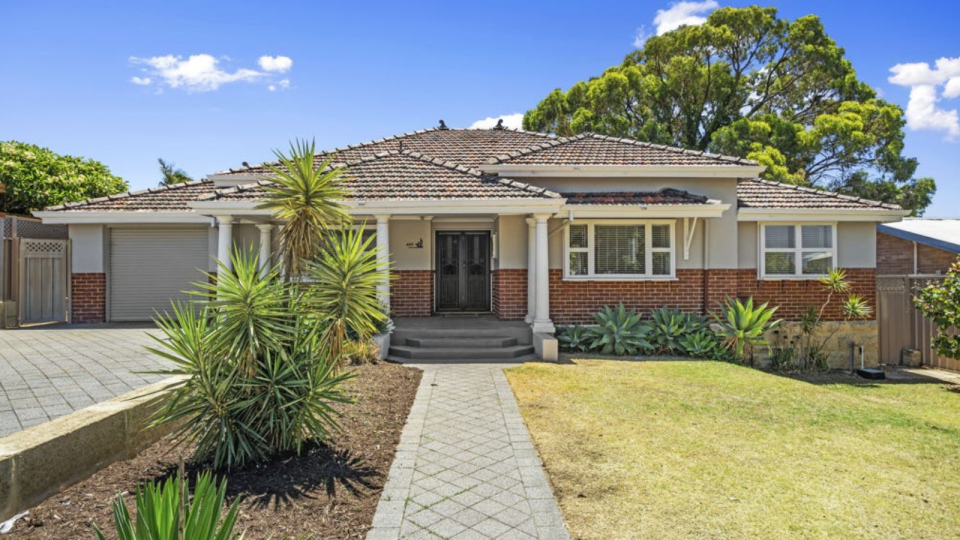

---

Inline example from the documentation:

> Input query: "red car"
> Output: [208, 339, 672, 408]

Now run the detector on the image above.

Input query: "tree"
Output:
[158, 158, 193, 186]
[523, 6, 936, 215]
[914, 260, 960, 361]
[257, 139, 350, 277]
[0, 141, 127, 215]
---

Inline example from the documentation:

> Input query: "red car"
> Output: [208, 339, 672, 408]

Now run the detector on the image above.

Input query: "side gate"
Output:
[877, 274, 957, 372]
[18, 238, 70, 324]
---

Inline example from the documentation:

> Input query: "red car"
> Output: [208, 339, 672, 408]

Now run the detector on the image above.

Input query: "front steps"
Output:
[388, 322, 535, 363]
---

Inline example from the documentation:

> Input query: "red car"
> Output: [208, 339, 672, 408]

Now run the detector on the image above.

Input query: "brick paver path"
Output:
[367, 364, 571, 540]
[0, 324, 168, 438]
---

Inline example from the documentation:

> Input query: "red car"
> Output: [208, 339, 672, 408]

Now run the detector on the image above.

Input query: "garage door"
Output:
[109, 228, 209, 322]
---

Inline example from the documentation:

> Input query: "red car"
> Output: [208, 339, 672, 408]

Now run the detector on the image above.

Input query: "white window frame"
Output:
[563, 219, 676, 280]
[759, 222, 837, 280]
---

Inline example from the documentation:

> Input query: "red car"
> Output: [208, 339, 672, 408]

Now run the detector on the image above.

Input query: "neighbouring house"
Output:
[34, 125, 908, 364]
[877, 218, 960, 275]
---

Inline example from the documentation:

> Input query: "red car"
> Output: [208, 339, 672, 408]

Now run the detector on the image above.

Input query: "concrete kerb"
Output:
[0, 375, 186, 521]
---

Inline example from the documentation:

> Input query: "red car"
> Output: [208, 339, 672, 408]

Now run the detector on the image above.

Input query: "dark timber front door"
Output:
[436, 231, 491, 312]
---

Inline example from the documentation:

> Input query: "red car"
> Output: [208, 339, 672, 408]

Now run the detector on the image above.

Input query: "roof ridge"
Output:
[747, 178, 901, 210]
[44, 179, 213, 211]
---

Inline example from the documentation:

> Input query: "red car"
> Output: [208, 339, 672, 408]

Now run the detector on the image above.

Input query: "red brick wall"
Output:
[71, 273, 105, 323]
[493, 269, 527, 321]
[876, 232, 915, 274]
[735, 268, 876, 321]
[550, 269, 705, 325]
[918, 243, 959, 274]
[704, 268, 739, 312]
[391, 270, 433, 317]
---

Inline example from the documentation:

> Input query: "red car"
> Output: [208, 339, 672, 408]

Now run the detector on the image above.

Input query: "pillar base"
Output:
[531, 319, 555, 334]
[524, 314, 534, 324]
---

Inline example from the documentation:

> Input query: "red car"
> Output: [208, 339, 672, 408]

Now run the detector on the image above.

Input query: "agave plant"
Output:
[558, 325, 592, 352]
[677, 329, 721, 358]
[94, 471, 241, 540]
[648, 308, 709, 354]
[588, 304, 653, 356]
[712, 297, 781, 364]
[257, 138, 351, 278]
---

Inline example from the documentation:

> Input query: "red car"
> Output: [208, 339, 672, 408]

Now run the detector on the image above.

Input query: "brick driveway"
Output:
[0, 324, 171, 438]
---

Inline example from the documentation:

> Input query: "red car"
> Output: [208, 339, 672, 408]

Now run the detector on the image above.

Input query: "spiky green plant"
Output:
[305, 225, 391, 361]
[257, 139, 350, 278]
[677, 329, 722, 358]
[588, 304, 653, 356]
[93, 471, 242, 540]
[149, 253, 353, 471]
[648, 308, 709, 354]
[558, 325, 592, 352]
[713, 297, 781, 364]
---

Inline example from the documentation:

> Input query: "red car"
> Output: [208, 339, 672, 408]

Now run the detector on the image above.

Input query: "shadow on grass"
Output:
[155, 443, 380, 510]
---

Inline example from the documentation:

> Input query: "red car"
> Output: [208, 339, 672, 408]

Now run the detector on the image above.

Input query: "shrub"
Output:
[342, 339, 381, 365]
[558, 325, 592, 352]
[677, 329, 722, 358]
[149, 252, 353, 471]
[713, 297, 781, 364]
[649, 308, 709, 354]
[915, 260, 960, 361]
[588, 304, 653, 356]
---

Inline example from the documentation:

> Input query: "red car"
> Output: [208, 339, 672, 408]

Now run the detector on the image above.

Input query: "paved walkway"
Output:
[0, 324, 168, 438]
[367, 364, 571, 540]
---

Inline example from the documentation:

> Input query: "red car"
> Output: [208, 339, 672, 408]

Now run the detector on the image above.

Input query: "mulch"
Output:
[8, 362, 422, 540]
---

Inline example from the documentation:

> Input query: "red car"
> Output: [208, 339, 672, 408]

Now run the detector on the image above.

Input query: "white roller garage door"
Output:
[109, 228, 209, 322]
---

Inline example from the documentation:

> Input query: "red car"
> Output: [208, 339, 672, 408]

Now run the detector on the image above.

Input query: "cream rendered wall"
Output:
[69, 224, 106, 273]
[738, 221, 877, 270]
[531, 176, 740, 269]
[496, 215, 528, 270]
[390, 219, 431, 271]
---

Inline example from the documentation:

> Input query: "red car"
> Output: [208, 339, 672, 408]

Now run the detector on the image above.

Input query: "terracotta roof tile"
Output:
[736, 179, 902, 210]
[43, 180, 217, 212]
[561, 188, 711, 205]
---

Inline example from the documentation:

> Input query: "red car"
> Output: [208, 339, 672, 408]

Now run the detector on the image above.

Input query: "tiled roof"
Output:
[224, 128, 556, 174]
[206, 151, 561, 202]
[561, 188, 711, 206]
[44, 180, 217, 212]
[486, 133, 759, 167]
[737, 179, 902, 210]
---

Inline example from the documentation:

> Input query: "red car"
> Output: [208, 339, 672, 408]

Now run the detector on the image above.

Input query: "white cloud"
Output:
[889, 56, 960, 141]
[653, 0, 719, 36]
[258, 55, 293, 73]
[469, 113, 524, 130]
[268, 79, 291, 92]
[633, 26, 651, 47]
[130, 76, 152, 85]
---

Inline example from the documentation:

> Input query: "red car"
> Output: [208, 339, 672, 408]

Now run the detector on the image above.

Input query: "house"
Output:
[877, 218, 960, 275]
[34, 125, 908, 364]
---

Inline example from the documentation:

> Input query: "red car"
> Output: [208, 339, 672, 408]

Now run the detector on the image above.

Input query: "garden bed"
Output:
[8, 363, 422, 540]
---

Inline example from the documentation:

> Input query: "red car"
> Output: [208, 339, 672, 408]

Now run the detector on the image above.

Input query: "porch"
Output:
[388, 315, 535, 363]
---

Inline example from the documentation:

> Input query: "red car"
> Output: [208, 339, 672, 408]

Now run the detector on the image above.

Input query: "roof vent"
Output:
[493, 119, 505, 130]
[438, 119, 448, 130]
[242, 161, 250, 168]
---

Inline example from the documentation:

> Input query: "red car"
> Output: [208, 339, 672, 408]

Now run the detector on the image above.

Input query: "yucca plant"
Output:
[558, 325, 591, 352]
[588, 304, 653, 356]
[93, 471, 241, 540]
[648, 308, 709, 354]
[149, 253, 353, 471]
[713, 297, 781, 364]
[304, 225, 391, 361]
[257, 139, 351, 278]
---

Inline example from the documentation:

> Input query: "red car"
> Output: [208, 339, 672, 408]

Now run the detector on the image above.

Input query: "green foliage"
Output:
[914, 260, 960, 360]
[158, 158, 193, 186]
[677, 330, 723, 359]
[558, 325, 592, 352]
[0, 141, 128, 214]
[588, 304, 653, 356]
[523, 6, 935, 214]
[648, 308, 709, 354]
[713, 297, 781, 363]
[93, 471, 242, 540]
[149, 252, 353, 471]
[257, 139, 351, 277]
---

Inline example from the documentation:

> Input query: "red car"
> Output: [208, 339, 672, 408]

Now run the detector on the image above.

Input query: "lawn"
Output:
[506, 360, 960, 540]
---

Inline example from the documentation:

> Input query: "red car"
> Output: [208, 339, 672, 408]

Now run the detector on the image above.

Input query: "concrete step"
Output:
[405, 337, 518, 348]
[386, 353, 538, 365]
[388, 344, 535, 361]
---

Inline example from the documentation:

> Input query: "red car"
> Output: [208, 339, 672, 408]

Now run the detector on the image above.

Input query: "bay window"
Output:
[564, 220, 675, 279]
[760, 223, 836, 278]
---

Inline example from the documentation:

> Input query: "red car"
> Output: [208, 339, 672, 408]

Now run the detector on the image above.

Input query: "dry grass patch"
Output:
[506, 360, 960, 540]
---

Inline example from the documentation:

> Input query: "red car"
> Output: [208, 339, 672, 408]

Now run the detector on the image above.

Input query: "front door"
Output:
[436, 231, 491, 312]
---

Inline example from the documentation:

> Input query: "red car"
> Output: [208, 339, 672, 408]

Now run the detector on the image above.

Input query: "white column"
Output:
[525, 217, 536, 324]
[531, 213, 555, 334]
[375, 215, 391, 309]
[215, 215, 234, 273]
[256, 223, 273, 278]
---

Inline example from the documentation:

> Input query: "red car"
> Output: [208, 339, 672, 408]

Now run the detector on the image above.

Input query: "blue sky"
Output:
[1, 0, 958, 216]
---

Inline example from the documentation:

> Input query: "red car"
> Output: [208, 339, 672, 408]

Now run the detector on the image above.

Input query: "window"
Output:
[760, 223, 836, 278]
[564, 221, 675, 279]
